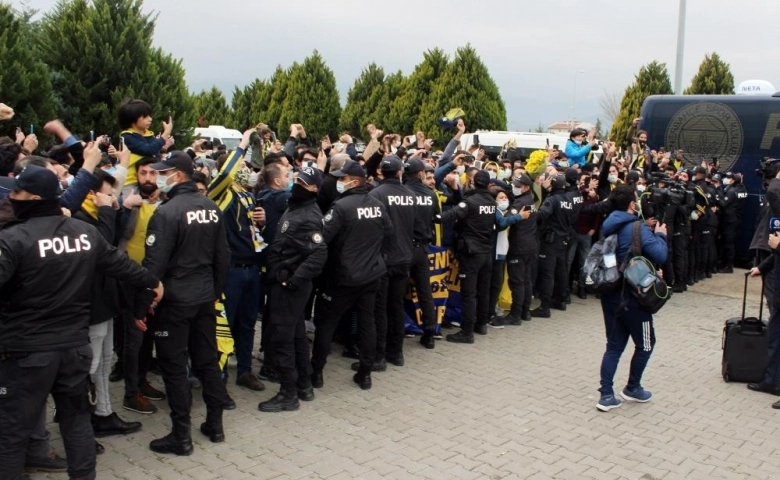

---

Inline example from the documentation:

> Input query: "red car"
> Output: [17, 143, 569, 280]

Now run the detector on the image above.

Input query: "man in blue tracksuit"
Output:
[564, 127, 599, 168]
[596, 184, 668, 412]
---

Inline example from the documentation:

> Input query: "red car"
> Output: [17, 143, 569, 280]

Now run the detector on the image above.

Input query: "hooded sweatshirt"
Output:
[601, 210, 668, 266]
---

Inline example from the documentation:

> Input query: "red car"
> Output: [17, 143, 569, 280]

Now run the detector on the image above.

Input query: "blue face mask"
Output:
[106, 167, 117, 176]
[286, 176, 294, 191]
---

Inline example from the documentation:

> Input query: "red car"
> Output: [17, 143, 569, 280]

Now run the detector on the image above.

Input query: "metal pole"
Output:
[674, 0, 687, 94]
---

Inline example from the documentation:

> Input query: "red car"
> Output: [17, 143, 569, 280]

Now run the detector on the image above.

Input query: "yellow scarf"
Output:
[81, 192, 99, 220]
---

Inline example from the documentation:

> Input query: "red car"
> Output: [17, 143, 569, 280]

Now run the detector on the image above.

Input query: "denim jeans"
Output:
[223, 265, 261, 376]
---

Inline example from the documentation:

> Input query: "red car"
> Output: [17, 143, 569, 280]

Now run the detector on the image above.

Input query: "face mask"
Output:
[636, 184, 646, 193]
[106, 167, 117, 176]
[156, 174, 173, 193]
[487, 170, 497, 180]
[290, 183, 316, 201]
[286, 176, 294, 192]
[500, 169, 512, 180]
[456, 165, 466, 174]
[574, 139, 584, 145]
[557, 160, 569, 167]
[336, 179, 354, 194]
[607, 174, 618, 184]
[512, 186, 523, 197]
[235, 168, 252, 188]
[723, 178, 732, 186]
[497, 201, 509, 211]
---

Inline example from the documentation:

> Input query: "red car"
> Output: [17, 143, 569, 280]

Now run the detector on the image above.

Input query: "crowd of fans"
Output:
[0, 100, 749, 477]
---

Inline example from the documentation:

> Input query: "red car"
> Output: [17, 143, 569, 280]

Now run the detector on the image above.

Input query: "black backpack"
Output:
[581, 232, 622, 295]
[622, 221, 672, 314]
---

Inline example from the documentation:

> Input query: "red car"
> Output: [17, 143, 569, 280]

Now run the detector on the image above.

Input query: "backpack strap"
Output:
[631, 221, 642, 256]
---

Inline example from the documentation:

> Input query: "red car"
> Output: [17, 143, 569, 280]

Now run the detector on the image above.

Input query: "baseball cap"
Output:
[405, 158, 426, 174]
[11, 165, 61, 200]
[564, 167, 579, 186]
[150, 151, 194, 176]
[473, 170, 490, 188]
[551, 175, 568, 190]
[694, 166, 707, 176]
[513, 174, 533, 187]
[297, 166, 323, 188]
[380, 155, 403, 172]
[331, 159, 366, 178]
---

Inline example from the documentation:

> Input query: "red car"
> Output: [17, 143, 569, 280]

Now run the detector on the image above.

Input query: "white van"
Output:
[194, 126, 243, 151]
[459, 131, 572, 160]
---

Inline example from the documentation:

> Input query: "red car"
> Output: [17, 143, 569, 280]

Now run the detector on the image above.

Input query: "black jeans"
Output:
[0, 345, 96, 480]
[672, 233, 688, 286]
[312, 280, 380, 372]
[409, 244, 437, 330]
[122, 309, 154, 398]
[374, 264, 410, 360]
[507, 254, 535, 316]
[153, 302, 230, 431]
[266, 282, 314, 391]
[537, 240, 568, 306]
[458, 252, 492, 333]
[721, 222, 737, 268]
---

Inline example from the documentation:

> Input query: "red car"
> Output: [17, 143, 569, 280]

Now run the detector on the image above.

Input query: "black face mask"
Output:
[289, 184, 317, 202]
[9, 198, 62, 220]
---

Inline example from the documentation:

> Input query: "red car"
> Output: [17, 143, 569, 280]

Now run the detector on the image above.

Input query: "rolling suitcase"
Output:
[721, 273, 768, 383]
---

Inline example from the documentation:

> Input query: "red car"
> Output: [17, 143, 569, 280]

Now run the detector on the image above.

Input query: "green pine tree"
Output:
[0, 3, 56, 138]
[684, 53, 735, 95]
[367, 70, 406, 133]
[142, 47, 195, 142]
[278, 51, 341, 141]
[594, 118, 604, 139]
[388, 48, 449, 135]
[37, 0, 191, 138]
[192, 86, 230, 127]
[339, 63, 386, 138]
[610, 61, 673, 146]
[266, 65, 291, 133]
[417, 45, 506, 144]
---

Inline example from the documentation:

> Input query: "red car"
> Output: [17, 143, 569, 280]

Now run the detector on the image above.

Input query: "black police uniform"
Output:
[720, 180, 747, 271]
[404, 162, 440, 347]
[700, 182, 721, 276]
[533, 179, 573, 315]
[136, 180, 231, 452]
[439, 173, 497, 341]
[311, 178, 393, 388]
[262, 185, 327, 410]
[0, 201, 159, 480]
[506, 188, 537, 321]
[369, 162, 416, 365]
[688, 177, 709, 282]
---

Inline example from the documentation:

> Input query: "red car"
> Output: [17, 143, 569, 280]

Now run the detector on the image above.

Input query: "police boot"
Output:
[445, 329, 475, 344]
[150, 420, 193, 456]
[199, 407, 225, 443]
[577, 285, 587, 300]
[259, 385, 300, 412]
[420, 329, 435, 349]
[353, 365, 372, 390]
[530, 303, 551, 318]
[311, 371, 324, 389]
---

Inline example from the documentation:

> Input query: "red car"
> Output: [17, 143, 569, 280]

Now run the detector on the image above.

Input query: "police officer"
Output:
[134, 152, 232, 454]
[404, 158, 440, 349]
[311, 160, 393, 390]
[689, 166, 710, 283]
[259, 166, 327, 412]
[719, 172, 748, 273]
[531, 175, 573, 318]
[563, 168, 584, 303]
[365, 155, 415, 369]
[0, 166, 162, 480]
[502, 174, 536, 324]
[437, 170, 497, 344]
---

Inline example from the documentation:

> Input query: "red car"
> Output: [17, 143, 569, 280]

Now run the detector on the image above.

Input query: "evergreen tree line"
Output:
[0, 0, 506, 146]
[609, 53, 736, 145]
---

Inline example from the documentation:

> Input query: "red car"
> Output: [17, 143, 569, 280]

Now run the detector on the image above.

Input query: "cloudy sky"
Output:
[18, 0, 780, 132]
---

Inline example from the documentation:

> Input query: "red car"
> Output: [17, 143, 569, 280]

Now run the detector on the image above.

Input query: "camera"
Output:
[757, 157, 780, 179]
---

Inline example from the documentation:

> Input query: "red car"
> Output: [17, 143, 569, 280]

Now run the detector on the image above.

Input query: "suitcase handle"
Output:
[741, 272, 765, 331]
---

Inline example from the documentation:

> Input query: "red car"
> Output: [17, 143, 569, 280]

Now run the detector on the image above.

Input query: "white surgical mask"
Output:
[156, 173, 174, 193]
[500, 169, 512, 179]
[497, 201, 509, 211]
[488, 170, 497, 180]
[607, 174, 618, 184]
[723, 178, 732, 186]
[636, 184, 646, 193]
[456, 165, 466, 175]
[512, 186, 523, 197]
[336, 179, 354, 194]
[249, 171, 258, 187]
